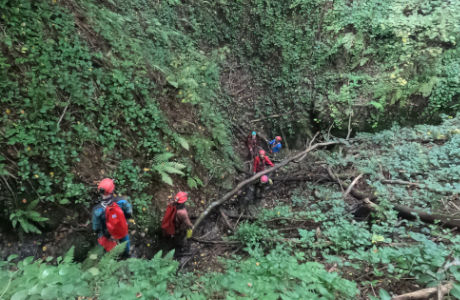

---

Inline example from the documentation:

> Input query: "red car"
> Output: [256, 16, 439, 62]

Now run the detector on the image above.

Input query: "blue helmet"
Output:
[252, 131, 256, 136]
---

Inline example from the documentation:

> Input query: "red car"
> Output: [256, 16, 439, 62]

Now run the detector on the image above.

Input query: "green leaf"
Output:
[11, 290, 28, 300]
[160, 172, 173, 186]
[7, 254, 18, 261]
[451, 283, 460, 299]
[378, 288, 391, 300]
[371, 234, 385, 243]
[176, 136, 189, 151]
[369, 101, 384, 112]
[88, 267, 100, 276]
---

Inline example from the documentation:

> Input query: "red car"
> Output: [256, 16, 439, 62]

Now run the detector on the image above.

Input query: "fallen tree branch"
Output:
[363, 198, 460, 229]
[193, 135, 342, 230]
[392, 282, 452, 300]
[328, 169, 460, 229]
[344, 173, 363, 197]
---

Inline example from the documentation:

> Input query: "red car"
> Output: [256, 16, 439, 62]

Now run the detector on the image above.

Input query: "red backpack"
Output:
[161, 204, 177, 236]
[105, 202, 128, 239]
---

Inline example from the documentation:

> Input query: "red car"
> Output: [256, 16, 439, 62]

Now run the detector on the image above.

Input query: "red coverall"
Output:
[253, 155, 274, 173]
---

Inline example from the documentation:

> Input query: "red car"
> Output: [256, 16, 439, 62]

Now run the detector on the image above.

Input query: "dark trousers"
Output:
[173, 232, 189, 258]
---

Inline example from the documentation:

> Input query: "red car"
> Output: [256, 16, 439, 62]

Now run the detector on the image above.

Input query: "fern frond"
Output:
[154, 152, 174, 164]
[176, 136, 189, 151]
[161, 164, 185, 175]
[187, 177, 197, 189]
[159, 172, 174, 186]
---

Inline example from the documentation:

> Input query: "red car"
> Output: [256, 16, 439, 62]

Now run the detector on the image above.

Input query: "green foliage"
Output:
[189, 0, 460, 133]
[9, 200, 48, 234]
[347, 232, 452, 285]
[190, 245, 358, 299]
[0, 0, 238, 231]
[232, 221, 274, 246]
[345, 114, 460, 210]
[151, 153, 186, 186]
[0, 248, 180, 300]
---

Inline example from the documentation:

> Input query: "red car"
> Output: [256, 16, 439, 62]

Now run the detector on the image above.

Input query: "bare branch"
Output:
[57, 102, 70, 127]
[344, 174, 363, 197]
[346, 112, 352, 140]
[392, 282, 452, 300]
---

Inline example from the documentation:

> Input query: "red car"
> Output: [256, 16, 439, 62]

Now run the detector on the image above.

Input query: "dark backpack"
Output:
[105, 201, 128, 240]
[161, 204, 177, 236]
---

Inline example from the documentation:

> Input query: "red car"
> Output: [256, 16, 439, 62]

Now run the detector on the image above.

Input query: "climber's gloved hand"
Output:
[128, 218, 136, 225]
[186, 228, 193, 239]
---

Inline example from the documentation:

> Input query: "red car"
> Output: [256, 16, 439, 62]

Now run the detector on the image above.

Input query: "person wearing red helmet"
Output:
[92, 178, 133, 257]
[269, 136, 283, 153]
[171, 191, 193, 257]
[253, 149, 274, 174]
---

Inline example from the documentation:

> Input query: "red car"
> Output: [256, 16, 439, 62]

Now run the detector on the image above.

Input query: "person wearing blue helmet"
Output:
[246, 131, 261, 159]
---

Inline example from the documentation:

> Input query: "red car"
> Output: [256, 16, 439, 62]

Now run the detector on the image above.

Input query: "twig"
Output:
[293, 132, 320, 163]
[346, 112, 352, 140]
[1, 175, 17, 202]
[370, 282, 377, 297]
[381, 179, 419, 186]
[234, 211, 244, 230]
[326, 167, 344, 192]
[57, 102, 70, 127]
[219, 209, 234, 232]
[344, 174, 363, 197]
[327, 123, 334, 140]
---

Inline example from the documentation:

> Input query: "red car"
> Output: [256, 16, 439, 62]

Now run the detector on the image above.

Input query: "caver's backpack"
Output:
[161, 204, 177, 236]
[105, 201, 128, 239]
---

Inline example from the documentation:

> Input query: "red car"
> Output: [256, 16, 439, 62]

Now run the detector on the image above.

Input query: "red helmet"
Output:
[175, 191, 188, 204]
[98, 178, 115, 195]
[275, 136, 282, 141]
[259, 150, 266, 156]
[260, 175, 268, 183]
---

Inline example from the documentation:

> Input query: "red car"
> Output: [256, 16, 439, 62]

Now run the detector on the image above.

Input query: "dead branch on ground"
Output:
[327, 168, 460, 229]
[392, 282, 452, 300]
[344, 173, 363, 197]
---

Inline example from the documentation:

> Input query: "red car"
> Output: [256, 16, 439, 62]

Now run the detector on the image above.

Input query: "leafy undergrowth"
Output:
[1, 116, 460, 299]
[0, 0, 237, 236]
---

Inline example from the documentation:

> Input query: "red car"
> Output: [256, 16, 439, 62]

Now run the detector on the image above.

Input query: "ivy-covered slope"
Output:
[0, 0, 238, 232]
